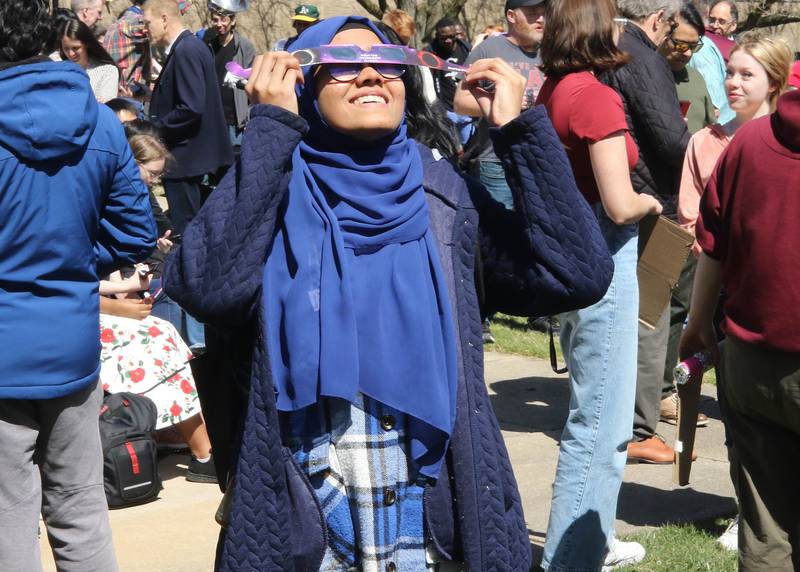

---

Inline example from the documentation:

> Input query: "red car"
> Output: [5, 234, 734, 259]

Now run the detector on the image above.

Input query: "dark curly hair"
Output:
[0, 0, 52, 63]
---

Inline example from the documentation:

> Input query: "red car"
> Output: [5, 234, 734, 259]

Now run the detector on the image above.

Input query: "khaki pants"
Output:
[723, 337, 800, 572]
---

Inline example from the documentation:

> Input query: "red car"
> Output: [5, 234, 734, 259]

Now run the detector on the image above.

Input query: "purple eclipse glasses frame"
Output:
[225, 44, 469, 81]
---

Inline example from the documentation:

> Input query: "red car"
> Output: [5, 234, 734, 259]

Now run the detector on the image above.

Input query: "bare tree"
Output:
[240, 0, 293, 51]
[352, 0, 471, 44]
[458, 0, 505, 44]
[739, 0, 800, 30]
[192, 0, 211, 29]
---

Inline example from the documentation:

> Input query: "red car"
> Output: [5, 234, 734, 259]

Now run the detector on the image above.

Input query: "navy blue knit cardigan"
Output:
[165, 103, 611, 571]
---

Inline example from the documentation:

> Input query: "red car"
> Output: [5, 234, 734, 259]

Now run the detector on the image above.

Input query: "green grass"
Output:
[486, 314, 561, 361]
[486, 314, 717, 385]
[618, 520, 737, 571]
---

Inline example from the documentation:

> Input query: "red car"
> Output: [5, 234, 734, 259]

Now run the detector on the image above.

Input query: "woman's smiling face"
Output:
[314, 28, 406, 141]
[725, 49, 774, 114]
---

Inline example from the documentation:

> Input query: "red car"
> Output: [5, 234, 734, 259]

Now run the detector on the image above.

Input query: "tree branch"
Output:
[741, 12, 800, 29]
[353, 0, 384, 19]
[739, 0, 800, 30]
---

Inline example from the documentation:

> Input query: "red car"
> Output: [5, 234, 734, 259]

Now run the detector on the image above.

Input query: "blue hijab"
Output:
[262, 17, 458, 478]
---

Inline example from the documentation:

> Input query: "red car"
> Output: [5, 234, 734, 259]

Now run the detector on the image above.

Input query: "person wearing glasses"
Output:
[687, 0, 735, 124]
[204, 1, 255, 148]
[653, 0, 718, 438]
[163, 13, 614, 571]
[599, 0, 692, 466]
[697, 0, 736, 65]
[708, 0, 738, 40]
[659, 2, 717, 134]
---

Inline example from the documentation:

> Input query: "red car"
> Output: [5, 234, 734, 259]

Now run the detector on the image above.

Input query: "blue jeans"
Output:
[228, 124, 244, 148]
[475, 160, 514, 210]
[542, 207, 639, 572]
[150, 278, 205, 350]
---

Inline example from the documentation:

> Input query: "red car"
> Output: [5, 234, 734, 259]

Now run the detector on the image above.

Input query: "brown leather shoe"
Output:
[660, 393, 709, 427]
[627, 435, 698, 464]
[627, 436, 675, 464]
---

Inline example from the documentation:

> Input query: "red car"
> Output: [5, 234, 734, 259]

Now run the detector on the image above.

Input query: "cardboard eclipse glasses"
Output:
[225, 44, 470, 83]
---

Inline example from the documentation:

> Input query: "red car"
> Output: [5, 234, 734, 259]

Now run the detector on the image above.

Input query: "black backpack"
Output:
[99, 392, 162, 508]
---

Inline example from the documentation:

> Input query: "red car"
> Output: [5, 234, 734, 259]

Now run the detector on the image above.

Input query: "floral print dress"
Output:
[99, 314, 200, 429]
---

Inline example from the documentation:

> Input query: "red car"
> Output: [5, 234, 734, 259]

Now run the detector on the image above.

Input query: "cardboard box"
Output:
[637, 215, 694, 329]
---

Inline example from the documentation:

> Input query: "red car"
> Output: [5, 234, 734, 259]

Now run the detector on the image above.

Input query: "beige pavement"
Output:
[40, 352, 735, 571]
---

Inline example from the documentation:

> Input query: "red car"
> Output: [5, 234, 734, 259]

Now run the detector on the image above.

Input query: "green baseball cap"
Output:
[292, 4, 320, 22]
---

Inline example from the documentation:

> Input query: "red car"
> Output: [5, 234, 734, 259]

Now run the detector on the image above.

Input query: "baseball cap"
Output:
[505, 0, 546, 9]
[292, 4, 320, 22]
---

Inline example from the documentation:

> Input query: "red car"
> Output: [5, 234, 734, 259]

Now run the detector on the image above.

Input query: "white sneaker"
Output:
[602, 538, 646, 571]
[717, 517, 739, 551]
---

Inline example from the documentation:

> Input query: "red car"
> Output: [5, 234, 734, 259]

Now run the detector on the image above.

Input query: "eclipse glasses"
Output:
[224, 44, 470, 87]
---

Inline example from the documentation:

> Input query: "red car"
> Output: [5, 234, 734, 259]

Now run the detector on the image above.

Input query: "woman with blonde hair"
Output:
[99, 125, 217, 483]
[679, 32, 793, 247]
[677, 31, 791, 551]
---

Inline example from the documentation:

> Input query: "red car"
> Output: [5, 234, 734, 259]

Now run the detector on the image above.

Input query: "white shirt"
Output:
[165, 28, 187, 56]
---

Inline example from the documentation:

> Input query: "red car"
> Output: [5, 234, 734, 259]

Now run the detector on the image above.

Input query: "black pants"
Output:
[163, 176, 204, 236]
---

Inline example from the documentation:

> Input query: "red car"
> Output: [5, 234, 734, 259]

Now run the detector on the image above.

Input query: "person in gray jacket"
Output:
[205, 0, 256, 147]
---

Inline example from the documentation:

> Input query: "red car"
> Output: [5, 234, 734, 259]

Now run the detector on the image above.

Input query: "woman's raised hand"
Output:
[245, 52, 305, 115]
[462, 58, 527, 128]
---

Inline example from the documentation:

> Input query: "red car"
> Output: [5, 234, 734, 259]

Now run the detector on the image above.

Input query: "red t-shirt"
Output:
[697, 91, 800, 352]
[536, 71, 638, 204]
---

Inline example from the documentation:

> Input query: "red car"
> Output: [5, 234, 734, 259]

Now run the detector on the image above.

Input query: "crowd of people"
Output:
[1, 0, 799, 571]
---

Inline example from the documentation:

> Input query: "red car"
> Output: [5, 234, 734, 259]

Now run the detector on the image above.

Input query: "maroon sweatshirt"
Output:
[697, 90, 800, 352]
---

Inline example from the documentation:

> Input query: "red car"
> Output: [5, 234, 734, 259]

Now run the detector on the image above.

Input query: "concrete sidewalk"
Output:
[40, 352, 736, 571]
[484, 352, 736, 565]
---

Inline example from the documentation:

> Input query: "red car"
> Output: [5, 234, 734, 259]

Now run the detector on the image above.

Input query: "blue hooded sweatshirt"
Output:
[0, 59, 157, 400]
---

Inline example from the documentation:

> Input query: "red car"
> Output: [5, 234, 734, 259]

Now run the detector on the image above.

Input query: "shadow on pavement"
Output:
[489, 376, 568, 439]
[158, 452, 190, 481]
[616, 481, 736, 528]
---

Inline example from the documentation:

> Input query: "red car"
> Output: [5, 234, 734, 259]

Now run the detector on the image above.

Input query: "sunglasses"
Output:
[225, 44, 469, 84]
[668, 34, 704, 54]
[315, 62, 406, 82]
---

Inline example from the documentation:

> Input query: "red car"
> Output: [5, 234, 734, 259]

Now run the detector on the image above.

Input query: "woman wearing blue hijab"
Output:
[166, 15, 609, 572]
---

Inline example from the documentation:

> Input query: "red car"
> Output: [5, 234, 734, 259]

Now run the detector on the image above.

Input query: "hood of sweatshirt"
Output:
[0, 59, 97, 163]
[772, 89, 800, 152]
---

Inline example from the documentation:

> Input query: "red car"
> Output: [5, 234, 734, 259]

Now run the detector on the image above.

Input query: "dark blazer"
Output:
[149, 30, 233, 179]
[165, 104, 609, 570]
[601, 23, 691, 219]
